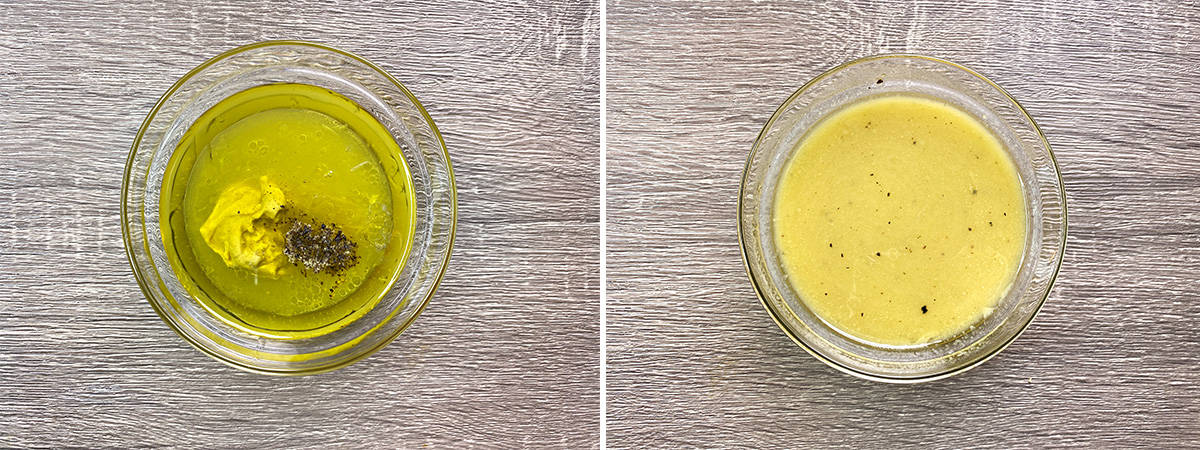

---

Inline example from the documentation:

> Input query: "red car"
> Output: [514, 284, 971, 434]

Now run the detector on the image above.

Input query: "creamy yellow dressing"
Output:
[773, 95, 1027, 346]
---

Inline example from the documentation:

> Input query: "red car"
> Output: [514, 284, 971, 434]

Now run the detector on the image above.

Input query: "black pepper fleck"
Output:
[875, 252, 881, 256]
[876, 79, 883, 84]
[921, 305, 928, 314]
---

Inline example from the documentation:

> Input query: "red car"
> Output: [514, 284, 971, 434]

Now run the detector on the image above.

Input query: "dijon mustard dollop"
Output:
[198, 176, 287, 276]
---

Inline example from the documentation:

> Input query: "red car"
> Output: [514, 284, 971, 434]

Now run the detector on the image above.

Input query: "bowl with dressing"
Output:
[122, 41, 456, 374]
[739, 55, 1065, 382]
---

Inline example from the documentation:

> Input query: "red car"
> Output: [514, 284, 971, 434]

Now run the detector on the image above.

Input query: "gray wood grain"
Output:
[0, 0, 599, 447]
[606, 0, 1200, 447]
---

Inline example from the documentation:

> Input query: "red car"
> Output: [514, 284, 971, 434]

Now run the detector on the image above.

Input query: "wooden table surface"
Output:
[606, 1, 1200, 447]
[0, 1, 599, 447]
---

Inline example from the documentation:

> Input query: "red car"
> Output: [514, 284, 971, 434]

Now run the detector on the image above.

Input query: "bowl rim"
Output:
[120, 40, 458, 375]
[738, 53, 1067, 383]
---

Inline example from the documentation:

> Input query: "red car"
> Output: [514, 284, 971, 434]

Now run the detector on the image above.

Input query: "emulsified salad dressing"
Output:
[773, 95, 1026, 346]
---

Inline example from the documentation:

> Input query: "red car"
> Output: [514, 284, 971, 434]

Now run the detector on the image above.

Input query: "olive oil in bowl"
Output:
[159, 83, 416, 339]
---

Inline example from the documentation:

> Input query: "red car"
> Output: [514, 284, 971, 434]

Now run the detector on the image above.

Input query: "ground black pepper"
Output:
[283, 219, 359, 276]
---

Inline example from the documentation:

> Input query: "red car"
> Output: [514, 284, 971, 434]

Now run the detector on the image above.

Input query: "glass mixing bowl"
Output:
[122, 41, 456, 375]
[739, 54, 1066, 382]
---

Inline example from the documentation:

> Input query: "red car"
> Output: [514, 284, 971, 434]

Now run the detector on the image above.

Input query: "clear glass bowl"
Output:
[739, 55, 1066, 382]
[122, 41, 456, 375]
